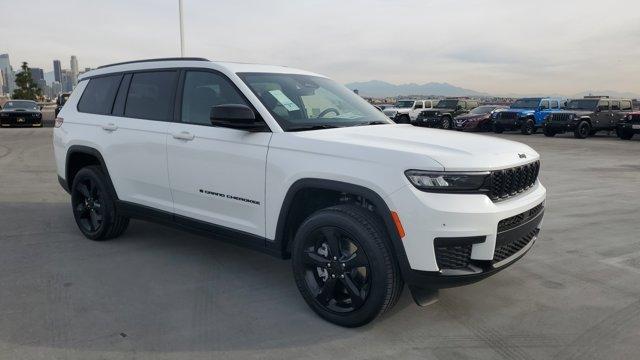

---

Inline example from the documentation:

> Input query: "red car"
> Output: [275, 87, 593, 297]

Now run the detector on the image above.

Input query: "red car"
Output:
[617, 111, 640, 140]
[453, 105, 507, 132]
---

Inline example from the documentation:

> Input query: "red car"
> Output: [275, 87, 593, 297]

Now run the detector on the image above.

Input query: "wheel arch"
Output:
[273, 178, 412, 279]
[65, 145, 119, 200]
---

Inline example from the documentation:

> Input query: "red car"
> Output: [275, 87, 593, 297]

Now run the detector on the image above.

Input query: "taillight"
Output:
[54, 117, 64, 128]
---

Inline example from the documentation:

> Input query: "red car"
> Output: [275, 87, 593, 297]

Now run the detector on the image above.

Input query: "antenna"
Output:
[178, 0, 185, 57]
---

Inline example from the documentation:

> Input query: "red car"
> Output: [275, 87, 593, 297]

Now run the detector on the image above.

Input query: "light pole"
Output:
[178, 0, 185, 57]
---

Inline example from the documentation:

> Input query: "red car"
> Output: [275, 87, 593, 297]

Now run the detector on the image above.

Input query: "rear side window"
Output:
[414, 102, 423, 109]
[620, 100, 632, 111]
[611, 101, 620, 110]
[77, 75, 122, 115]
[124, 71, 177, 121]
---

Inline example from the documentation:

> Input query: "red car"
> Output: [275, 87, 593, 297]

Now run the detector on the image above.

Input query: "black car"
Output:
[0, 100, 43, 127]
[55, 93, 71, 117]
[543, 97, 634, 139]
[413, 98, 479, 129]
[616, 111, 640, 140]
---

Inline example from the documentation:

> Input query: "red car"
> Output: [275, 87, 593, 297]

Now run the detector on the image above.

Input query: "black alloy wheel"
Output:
[71, 166, 129, 240]
[521, 119, 535, 135]
[300, 226, 371, 313]
[574, 120, 590, 139]
[292, 205, 403, 327]
[441, 117, 452, 129]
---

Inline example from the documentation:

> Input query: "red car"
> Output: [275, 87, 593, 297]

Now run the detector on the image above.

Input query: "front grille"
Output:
[498, 203, 544, 233]
[489, 161, 540, 201]
[421, 110, 440, 117]
[550, 113, 571, 122]
[435, 244, 472, 269]
[630, 114, 640, 124]
[383, 110, 397, 117]
[498, 112, 518, 120]
[493, 228, 538, 263]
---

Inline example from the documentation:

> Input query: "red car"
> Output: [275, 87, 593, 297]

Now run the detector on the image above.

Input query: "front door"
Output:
[595, 100, 610, 129]
[166, 70, 271, 237]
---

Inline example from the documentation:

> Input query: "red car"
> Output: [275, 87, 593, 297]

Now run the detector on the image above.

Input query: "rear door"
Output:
[166, 69, 270, 237]
[104, 70, 177, 212]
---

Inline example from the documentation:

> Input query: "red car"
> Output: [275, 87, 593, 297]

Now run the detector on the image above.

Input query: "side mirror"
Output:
[595, 107, 602, 113]
[210, 104, 265, 131]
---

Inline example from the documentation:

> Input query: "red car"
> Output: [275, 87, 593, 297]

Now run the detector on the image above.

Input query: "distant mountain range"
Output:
[345, 80, 488, 98]
[345, 80, 639, 99]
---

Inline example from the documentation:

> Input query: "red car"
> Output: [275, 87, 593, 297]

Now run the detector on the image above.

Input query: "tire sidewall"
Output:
[292, 208, 393, 327]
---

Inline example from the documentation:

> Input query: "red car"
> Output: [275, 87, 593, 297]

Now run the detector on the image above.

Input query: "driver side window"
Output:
[181, 71, 250, 125]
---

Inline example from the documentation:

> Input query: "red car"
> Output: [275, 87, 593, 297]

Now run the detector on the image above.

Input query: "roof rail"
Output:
[97, 57, 210, 69]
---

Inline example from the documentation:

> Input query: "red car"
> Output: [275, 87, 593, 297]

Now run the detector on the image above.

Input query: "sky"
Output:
[1, 0, 639, 96]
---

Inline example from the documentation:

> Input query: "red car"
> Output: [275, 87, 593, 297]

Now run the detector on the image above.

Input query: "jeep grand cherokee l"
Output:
[543, 97, 633, 139]
[0, 100, 43, 127]
[492, 97, 563, 135]
[414, 98, 479, 129]
[54, 58, 546, 327]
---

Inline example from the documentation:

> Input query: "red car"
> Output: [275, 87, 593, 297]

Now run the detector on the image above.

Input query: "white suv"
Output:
[382, 99, 438, 123]
[53, 58, 546, 327]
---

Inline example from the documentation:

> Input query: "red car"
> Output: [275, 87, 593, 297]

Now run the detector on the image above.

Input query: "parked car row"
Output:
[382, 96, 638, 140]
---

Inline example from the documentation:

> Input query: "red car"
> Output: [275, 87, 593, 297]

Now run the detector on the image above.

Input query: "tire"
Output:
[71, 165, 129, 241]
[521, 119, 535, 135]
[543, 127, 556, 137]
[291, 204, 403, 327]
[619, 130, 634, 140]
[573, 120, 590, 139]
[397, 115, 410, 124]
[493, 124, 504, 133]
[441, 117, 452, 130]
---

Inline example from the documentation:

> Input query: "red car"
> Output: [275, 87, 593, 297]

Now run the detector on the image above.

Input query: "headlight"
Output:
[405, 170, 490, 193]
[569, 114, 575, 120]
[491, 113, 499, 119]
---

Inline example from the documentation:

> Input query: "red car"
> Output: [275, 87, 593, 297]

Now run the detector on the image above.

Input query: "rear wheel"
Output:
[292, 204, 403, 327]
[574, 120, 590, 139]
[543, 127, 556, 137]
[493, 124, 504, 133]
[397, 115, 410, 124]
[71, 166, 129, 241]
[521, 119, 535, 135]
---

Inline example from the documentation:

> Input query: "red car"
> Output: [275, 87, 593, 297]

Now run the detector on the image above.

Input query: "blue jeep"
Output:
[492, 97, 564, 135]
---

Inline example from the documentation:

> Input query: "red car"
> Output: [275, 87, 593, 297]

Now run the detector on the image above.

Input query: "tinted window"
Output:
[181, 71, 250, 125]
[550, 100, 559, 108]
[611, 101, 620, 110]
[78, 75, 122, 114]
[620, 100, 632, 111]
[540, 100, 550, 110]
[597, 100, 610, 111]
[414, 102, 423, 109]
[124, 71, 177, 121]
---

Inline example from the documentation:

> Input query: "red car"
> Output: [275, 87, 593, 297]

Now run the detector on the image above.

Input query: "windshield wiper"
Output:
[288, 124, 340, 132]
[352, 121, 389, 127]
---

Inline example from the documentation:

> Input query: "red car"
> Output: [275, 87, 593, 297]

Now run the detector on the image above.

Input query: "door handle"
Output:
[101, 123, 118, 131]
[172, 131, 195, 141]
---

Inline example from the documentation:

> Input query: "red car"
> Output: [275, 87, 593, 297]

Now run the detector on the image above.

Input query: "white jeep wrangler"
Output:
[53, 58, 546, 327]
[382, 99, 438, 124]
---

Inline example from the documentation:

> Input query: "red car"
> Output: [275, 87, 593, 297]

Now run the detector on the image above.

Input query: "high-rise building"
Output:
[0, 69, 4, 96]
[61, 69, 73, 92]
[70, 55, 79, 87]
[0, 54, 15, 94]
[30, 67, 45, 82]
[53, 60, 62, 82]
[51, 81, 62, 97]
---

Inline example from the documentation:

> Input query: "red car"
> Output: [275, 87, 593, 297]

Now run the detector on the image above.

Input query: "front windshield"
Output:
[435, 100, 459, 109]
[565, 99, 598, 110]
[510, 98, 541, 109]
[469, 105, 496, 115]
[394, 100, 415, 108]
[2, 101, 38, 110]
[239, 73, 391, 130]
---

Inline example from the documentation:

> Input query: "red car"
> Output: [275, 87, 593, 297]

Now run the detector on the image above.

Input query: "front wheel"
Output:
[291, 204, 403, 327]
[618, 130, 634, 140]
[521, 119, 535, 135]
[441, 117, 452, 130]
[543, 127, 556, 137]
[493, 124, 504, 133]
[574, 120, 591, 139]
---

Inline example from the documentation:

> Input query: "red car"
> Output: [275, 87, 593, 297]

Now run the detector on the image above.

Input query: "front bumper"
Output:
[618, 122, 640, 134]
[0, 115, 43, 127]
[387, 181, 546, 289]
[544, 121, 577, 133]
[494, 118, 524, 130]
[454, 120, 484, 131]
[414, 116, 441, 127]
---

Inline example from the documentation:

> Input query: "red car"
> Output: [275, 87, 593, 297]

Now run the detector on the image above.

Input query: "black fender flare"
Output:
[65, 145, 119, 200]
[273, 178, 413, 281]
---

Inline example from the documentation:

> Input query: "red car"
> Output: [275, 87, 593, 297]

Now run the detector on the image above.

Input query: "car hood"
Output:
[1, 108, 41, 113]
[427, 108, 455, 113]
[277, 124, 539, 171]
[548, 110, 593, 116]
[455, 113, 487, 120]
[504, 108, 535, 115]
